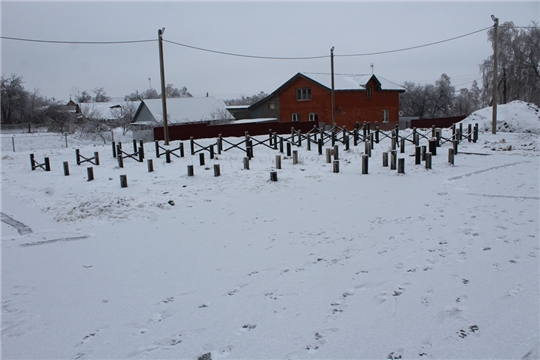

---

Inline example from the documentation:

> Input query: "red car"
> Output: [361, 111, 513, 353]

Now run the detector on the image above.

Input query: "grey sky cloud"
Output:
[1, 1, 538, 102]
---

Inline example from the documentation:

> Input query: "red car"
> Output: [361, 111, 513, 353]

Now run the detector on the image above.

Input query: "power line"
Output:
[336, 26, 492, 57]
[165, 27, 492, 59]
[1, 25, 493, 58]
[163, 39, 328, 60]
[0, 36, 156, 44]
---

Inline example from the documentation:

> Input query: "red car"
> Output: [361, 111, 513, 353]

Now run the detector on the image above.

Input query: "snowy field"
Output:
[1, 101, 539, 360]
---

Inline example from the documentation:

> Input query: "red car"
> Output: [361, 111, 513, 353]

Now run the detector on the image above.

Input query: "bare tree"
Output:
[1, 74, 29, 123]
[75, 87, 111, 103]
[76, 103, 114, 144]
[165, 84, 192, 98]
[92, 87, 111, 102]
[225, 91, 268, 105]
[431, 74, 455, 117]
[207, 107, 234, 123]
[75, 90, 92, 103]
[399, 82, 437, 117]
[480, 21, 540, 105]
[454, 81, 481, 116]
[27, 88, 48, 124]
[111, 101, 139, 135]
[43, 100, 78, 134]
[124, 90, 142, 101]
[400, 74, 482, 118]
[125, 84, 192, 100]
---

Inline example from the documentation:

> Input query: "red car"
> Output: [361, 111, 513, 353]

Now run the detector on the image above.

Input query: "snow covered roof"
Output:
[231, 118, 277, 124]
[300, 72, 405, 91]
[226, 105, 251, 110]
[79, 101, 140, 120]
[137, 97, 231, 124]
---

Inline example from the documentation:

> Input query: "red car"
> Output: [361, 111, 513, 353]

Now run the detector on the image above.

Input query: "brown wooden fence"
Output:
[410, 116, 467, 129]
[153, 121, 317, 141]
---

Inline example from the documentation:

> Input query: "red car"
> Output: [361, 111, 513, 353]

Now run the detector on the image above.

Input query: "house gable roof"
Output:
[133, 97, 230, 124]
[80, 101, 140, 120]
[258, 72, 404, 99]
[301, 72, 405, 92]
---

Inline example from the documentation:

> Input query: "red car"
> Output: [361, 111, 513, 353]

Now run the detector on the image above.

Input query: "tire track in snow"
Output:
[1, 212, 32, 235]
[19, 235, 90, 247]
[447, 161, 530, 181]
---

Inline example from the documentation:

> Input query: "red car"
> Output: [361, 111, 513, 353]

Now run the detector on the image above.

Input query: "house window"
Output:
[292, 113, 301, 122]
[383, 109, 389, 123]
[309, 113, 318, 122]
[296, 88, 311, 101]
[268, 102, 275, 110]
[366, 86, 372, 98]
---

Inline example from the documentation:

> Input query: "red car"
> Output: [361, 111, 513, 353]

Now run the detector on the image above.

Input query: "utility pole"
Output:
[331, 47, 335, 127]
[503, 68, 507, 104]
[158, 28, 169, 145]
[491, 15, 499, 135]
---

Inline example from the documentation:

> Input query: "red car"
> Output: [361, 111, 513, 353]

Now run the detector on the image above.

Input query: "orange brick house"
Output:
[247, 72, 405, 130]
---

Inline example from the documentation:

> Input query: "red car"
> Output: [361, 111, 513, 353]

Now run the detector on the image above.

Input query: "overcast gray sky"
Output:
[1, 1, 538, 102]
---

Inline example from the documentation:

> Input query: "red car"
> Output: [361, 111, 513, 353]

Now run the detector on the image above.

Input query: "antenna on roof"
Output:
[370, 63, 374, 75]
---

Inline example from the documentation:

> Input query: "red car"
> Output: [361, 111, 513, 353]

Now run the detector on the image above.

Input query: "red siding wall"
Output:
[279, 77, 401, 130]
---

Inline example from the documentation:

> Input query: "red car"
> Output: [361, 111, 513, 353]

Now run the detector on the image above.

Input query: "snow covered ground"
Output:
[1, 101, 539, 360]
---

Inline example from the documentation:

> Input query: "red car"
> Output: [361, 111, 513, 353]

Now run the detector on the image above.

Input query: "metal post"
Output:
[275, 155, 281, 170]
[87, 167, 94, 181]
[398, 158, 405, 174]
[333, 160, 339, 173]
[120, 175, 128, 188]
[199, 153, 205, 166]
[390, 150, 397, 170]
[362, 154, 368, 174]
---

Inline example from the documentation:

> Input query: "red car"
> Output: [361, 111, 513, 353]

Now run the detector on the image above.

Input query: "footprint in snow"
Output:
[387, 348, 404, 359]
[421, 289, 434, 307]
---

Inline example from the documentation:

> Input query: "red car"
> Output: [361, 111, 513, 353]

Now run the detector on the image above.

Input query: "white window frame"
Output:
[383, 109, 389, 123]
[296, 88, 311, 101]
[268, 102, 275, 110]
[308, 112, 318, 122]
[292, 113, 301, 122]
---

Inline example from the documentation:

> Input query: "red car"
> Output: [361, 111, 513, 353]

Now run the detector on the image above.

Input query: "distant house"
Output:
[131, 97, 233, 141]
[132, 97, 232, 125]
[226, 105, 251, 120]
[65, 99, 81, 115]
[79, 101, 140, 121]
[246, 72, 405, 130]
